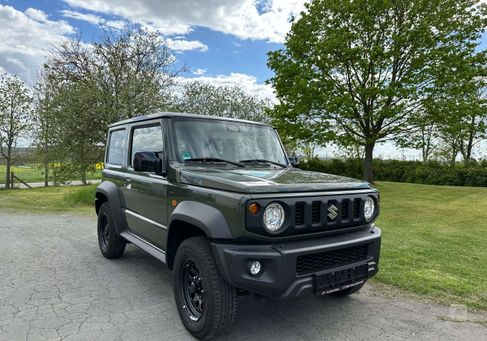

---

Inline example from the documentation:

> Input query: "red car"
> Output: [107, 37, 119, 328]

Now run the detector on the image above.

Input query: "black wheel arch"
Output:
[167, 201, 234, 270]
[95, 181, 126, 235]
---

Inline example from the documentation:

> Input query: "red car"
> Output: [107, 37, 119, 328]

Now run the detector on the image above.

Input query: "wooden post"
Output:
[10, 171, 14, 188]
[11, 173, 32, 189]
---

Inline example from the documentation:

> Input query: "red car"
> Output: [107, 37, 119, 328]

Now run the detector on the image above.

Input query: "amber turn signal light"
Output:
[248, 202, 261, 215]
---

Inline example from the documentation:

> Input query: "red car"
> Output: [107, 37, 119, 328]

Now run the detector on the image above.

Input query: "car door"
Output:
[121, 120, 168, 250]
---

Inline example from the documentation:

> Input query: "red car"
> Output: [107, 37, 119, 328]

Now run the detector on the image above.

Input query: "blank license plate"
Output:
[314, 265, 368, 295]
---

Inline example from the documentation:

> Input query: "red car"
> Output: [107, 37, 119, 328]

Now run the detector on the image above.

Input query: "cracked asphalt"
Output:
[1, 210, 486, 341]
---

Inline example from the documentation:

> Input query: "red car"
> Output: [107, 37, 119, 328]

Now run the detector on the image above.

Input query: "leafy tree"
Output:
[38, 28, 181, 183]
[33, 70, 61, 186]
[432, 64, 487, 164]
[0, 73, 32, 188]
[171, 81, 270, 122]
[268, 0, 486, 181]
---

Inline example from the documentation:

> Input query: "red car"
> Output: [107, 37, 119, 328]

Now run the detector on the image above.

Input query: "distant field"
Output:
[0, 164, 102, 184]
[0, 181, 486, 311]
[374, 181, 487, 311]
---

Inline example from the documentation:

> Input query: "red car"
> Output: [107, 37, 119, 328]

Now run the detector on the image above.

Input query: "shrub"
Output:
[298, 159, 487, 187]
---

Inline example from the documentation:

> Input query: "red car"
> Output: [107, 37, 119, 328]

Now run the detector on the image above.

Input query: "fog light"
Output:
[248, 260, 262, 277]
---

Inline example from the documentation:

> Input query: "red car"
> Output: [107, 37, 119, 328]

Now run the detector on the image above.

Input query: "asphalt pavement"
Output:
[0, 210, 486, 340]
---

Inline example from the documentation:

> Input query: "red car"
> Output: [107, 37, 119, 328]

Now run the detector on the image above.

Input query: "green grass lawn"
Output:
[0, 184, 97, 214]
[374, 181, 487, 311]
[0, 181, 486, 311]
[0, 164, 102, 184]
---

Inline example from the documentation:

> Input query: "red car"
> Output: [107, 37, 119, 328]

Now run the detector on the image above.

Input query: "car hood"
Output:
[178, 166, 371, 194]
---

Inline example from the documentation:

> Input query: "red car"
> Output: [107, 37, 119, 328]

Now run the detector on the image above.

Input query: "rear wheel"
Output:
[97, 202, 126, 258]
[174, 236, 237, 340]
[327, 281, 366, 297]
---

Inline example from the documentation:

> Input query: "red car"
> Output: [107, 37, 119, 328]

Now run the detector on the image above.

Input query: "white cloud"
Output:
[61, 9, 126, 30]
[178, 72, 276, 101]
[165, 38, 208, 52]
[192, 68, 207, 75]
[62, 0, 307, 43]
[0, 5, 74, 84]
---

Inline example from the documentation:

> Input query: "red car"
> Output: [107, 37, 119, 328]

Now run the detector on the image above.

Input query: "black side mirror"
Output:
[288, 156, 299, 167]
[133, 151, 167, 176]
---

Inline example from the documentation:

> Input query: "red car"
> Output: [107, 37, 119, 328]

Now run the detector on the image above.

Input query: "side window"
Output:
[130, 125, 165, 166]
[107, 129, 126, 166]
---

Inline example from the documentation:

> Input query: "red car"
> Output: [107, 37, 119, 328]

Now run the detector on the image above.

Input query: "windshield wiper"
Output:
[184, 157, 244, 167]
[239, 159, 287, 168]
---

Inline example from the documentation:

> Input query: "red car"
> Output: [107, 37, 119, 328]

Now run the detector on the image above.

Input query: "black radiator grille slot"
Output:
[296, 244, 369, 275]
[312, 201, 321, 224]
[353, 199, 360, 219]
[295, 202, 305, 225]
[341, 199, 349, 220]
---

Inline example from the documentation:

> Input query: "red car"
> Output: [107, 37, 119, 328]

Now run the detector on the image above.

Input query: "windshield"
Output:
[173, 119, 288, 166]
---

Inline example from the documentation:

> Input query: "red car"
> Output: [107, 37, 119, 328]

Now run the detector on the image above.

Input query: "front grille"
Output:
[296, 244, 369, 275]
[294, 196, 366, 231]
[245, 192, 378, 237]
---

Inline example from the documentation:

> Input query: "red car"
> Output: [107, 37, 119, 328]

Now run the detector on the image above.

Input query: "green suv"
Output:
[95, 112, 381, 340]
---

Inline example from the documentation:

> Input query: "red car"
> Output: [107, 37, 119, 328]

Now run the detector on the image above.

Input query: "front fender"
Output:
[95, 181, 126, 235]
[168, 201, 234, 239]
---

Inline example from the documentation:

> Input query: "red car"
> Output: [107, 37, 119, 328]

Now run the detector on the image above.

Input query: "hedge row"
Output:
[298, 158, 487, 187]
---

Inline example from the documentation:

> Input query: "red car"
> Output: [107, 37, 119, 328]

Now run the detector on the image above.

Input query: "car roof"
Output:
[109, 111, 272, 128]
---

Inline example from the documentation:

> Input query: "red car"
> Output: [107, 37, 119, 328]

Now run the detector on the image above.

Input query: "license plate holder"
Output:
[314, 264, 368, 295]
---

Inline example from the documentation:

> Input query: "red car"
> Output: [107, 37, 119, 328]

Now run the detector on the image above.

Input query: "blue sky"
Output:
[0, 0, 485, 100]
[1, 0, 486, 158]
[0, 0, 306, 98]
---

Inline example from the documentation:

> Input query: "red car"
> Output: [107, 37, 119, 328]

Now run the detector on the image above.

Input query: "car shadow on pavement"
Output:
[119, 245, 373, 341]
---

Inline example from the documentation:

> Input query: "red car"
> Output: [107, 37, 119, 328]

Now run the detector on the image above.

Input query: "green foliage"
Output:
[0, 73, 33, 188]
[171, 81, 270, 123]
[36, 28, 181, 183]
[300, 158, 487, 187]
[268, 0, 487, 181]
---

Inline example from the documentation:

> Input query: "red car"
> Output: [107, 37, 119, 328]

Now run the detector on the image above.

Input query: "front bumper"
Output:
[212, 226, 381, 299]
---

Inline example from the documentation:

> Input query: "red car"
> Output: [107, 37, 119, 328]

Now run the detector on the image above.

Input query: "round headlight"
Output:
[364, 196, 376, 221]
[263, 203, 285, 233]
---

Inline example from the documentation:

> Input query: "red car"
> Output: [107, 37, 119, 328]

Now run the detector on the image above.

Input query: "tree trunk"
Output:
[44, 160, 49, 187]
[363, 141, 375, 183]
[81, 170, 87, 185]
[4, 161, 10, 189]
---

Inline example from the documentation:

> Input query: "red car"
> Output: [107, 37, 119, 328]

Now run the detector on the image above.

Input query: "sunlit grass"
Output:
[0, 185, 97, 214]
[374, 181, 487, 310]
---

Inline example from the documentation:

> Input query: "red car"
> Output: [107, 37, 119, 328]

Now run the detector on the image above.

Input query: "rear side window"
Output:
[107, 129, 127, 165]
[130, 125, 164, 166]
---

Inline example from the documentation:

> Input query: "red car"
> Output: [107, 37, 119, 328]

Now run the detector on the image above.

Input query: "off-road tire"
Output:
[97, 202, 126, 258]
[327, 281, 366, 297]
[174, 236, 237, 340]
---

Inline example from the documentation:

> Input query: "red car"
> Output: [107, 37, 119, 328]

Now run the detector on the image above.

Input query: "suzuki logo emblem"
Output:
[328, 204, 338, 220]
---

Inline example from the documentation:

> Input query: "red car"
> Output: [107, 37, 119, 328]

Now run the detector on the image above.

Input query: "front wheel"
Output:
[173, 236, 237, 340]
[97, 202, 126, 258]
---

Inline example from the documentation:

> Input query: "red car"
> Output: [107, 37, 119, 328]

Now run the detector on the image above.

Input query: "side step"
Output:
[120, 231, 166, 263]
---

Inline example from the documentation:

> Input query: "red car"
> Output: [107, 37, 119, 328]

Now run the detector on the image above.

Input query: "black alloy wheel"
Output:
[97, 202, 126, 259]
[180, 260, 205, 321]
